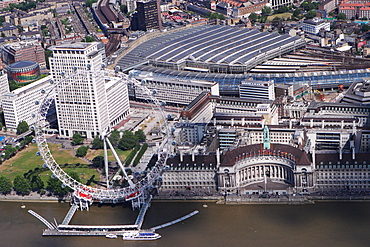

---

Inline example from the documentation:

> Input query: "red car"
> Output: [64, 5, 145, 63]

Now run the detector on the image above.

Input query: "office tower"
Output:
[49, 42, 109, 139]
[132, 0, 162, 31]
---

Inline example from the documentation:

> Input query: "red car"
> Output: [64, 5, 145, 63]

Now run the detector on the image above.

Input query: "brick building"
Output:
[2, 41, 46, 68]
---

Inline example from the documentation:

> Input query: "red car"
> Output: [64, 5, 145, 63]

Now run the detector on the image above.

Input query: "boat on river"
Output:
[105, 233, 117, 239]
[122, 230, 161, 240]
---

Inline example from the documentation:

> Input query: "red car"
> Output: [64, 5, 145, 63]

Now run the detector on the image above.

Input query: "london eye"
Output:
[33, 66, 171, 210]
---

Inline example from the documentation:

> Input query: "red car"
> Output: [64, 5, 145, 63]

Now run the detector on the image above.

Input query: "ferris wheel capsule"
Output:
[61, 184, 66, 188]
[50, 79, 54, 84]
[51, 174, 56, 179]
[30, 126, 35, 131]
[31, 113, 35, 118]
[172, 141, 176, 145]
[41, 89, 45, 94]
[36, 151, 40, 156]
[115, 66, 120, 73]
[152, 89, 157, 95]
[61, 71, 65, 76]
[42, 163, 48, 168]
[32, 139, 36, 143]
[87, 64, 91, 70]
[35, 101, 39, 105]
[73, 66, 78, 72]
[161, 101, 166, 106]
[101, 63, 106, 69]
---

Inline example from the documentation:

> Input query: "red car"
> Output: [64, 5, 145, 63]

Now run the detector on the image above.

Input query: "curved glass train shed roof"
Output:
[117, 25, 306, 73]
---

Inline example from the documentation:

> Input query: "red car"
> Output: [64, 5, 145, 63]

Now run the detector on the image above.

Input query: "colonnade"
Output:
[237, 164, 294, 187]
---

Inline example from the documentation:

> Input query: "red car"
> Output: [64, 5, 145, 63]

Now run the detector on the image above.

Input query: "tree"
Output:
[85, 0, 98, 8]
[120, 4, 128, 14]
[68, 171, 81, 183]
[0, 176, 12, 195]
[44, 50, 53, 69]
[16, 121, 29, 134]
[109, 129, 120, 147]
[81, 36, 95, 42]
[135, 129, 146, 142]
[91, 135, 103, 149]
[21, 135, 33, 147]
[47, 176, 69, 195]
[46, 171, 79, 195]
[262, 6, 272, 15]
[249, 13, 258, 22]
[92, 155, 104, 169]
[30, 175, 44, 191]
[306, 10, 317, 19]
[118, 130, 138, 151]
[4, 145, 16, 160]
[13, 175, 31, 195]
[362, 17, 368, 20]
[275, 6, 289, 14]
[362, 24, 370, 32]
[337, 13, 347, 20]
[76, 145, 88, 157]
[72, 132, 84, 145]
[292, 9, 301, 18]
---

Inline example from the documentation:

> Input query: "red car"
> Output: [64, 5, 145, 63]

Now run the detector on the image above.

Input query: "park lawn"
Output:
[37, 166, 100, 186]
[267, 13, 292, 21]
[85, 148, 130, 162]
[0, 143, 88, 181]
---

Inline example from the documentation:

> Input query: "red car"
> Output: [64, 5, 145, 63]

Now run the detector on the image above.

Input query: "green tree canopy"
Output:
[46, 171, 80, 195]
[249, 13, 258, 22]
[362, 24, 370, 32]
[337, 13, 347, 20]
[292, 9, 301, 18]
[85, 0, 97, 8]
[76, 145, 88, 157]
[91, 135, 103, 149]
[135, 129, 146, 142]
[118, 130, 138, 151]
[4, 145, 16, 160]
[72, 132, 84, 145]
[275, 6, 289, 14]
[30, 175, 44, 191]
[81, 36, 95, 42]
[262, 6, 272, 15]
[306, 10, 317, 19]
[16, 121, 29, 134]
[109, 129, 121, 147]
[0, 176, 12, 194]
[13, 175, 31, 195]
[92, 155, 104, 169]
[47, 176, 69, 195]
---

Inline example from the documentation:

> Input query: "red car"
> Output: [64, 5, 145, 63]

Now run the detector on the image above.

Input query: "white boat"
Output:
[122, 230, 161, 240]
[105, 233, 117, 239]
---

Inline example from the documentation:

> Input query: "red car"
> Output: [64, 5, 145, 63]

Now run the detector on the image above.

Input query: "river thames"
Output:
[1, 200, 369, 247]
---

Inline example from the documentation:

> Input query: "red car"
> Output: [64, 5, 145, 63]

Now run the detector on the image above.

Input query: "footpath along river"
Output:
[0, 200, 369, 247]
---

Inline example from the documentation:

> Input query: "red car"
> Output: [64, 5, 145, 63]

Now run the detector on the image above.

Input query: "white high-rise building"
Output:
[2, 75, 54, 130]
[50, 42, 110, 139]
[0, 71, 9, 106]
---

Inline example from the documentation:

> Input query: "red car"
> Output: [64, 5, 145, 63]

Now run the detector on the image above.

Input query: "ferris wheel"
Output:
[34, 66, 171, 210]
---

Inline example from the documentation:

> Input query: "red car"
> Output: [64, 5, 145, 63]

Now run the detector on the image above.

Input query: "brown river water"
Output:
[0, 200, 369, 247]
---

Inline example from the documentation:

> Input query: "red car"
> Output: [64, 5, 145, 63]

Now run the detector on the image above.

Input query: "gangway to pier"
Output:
[62, 204, 78, 225]
[28, 210, 56, 230]
[150, 210, 199, 230]
[135, 200, 151, 229]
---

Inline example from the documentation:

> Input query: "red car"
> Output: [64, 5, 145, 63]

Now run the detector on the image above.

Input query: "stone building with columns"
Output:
[218, 142, 313, 195]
